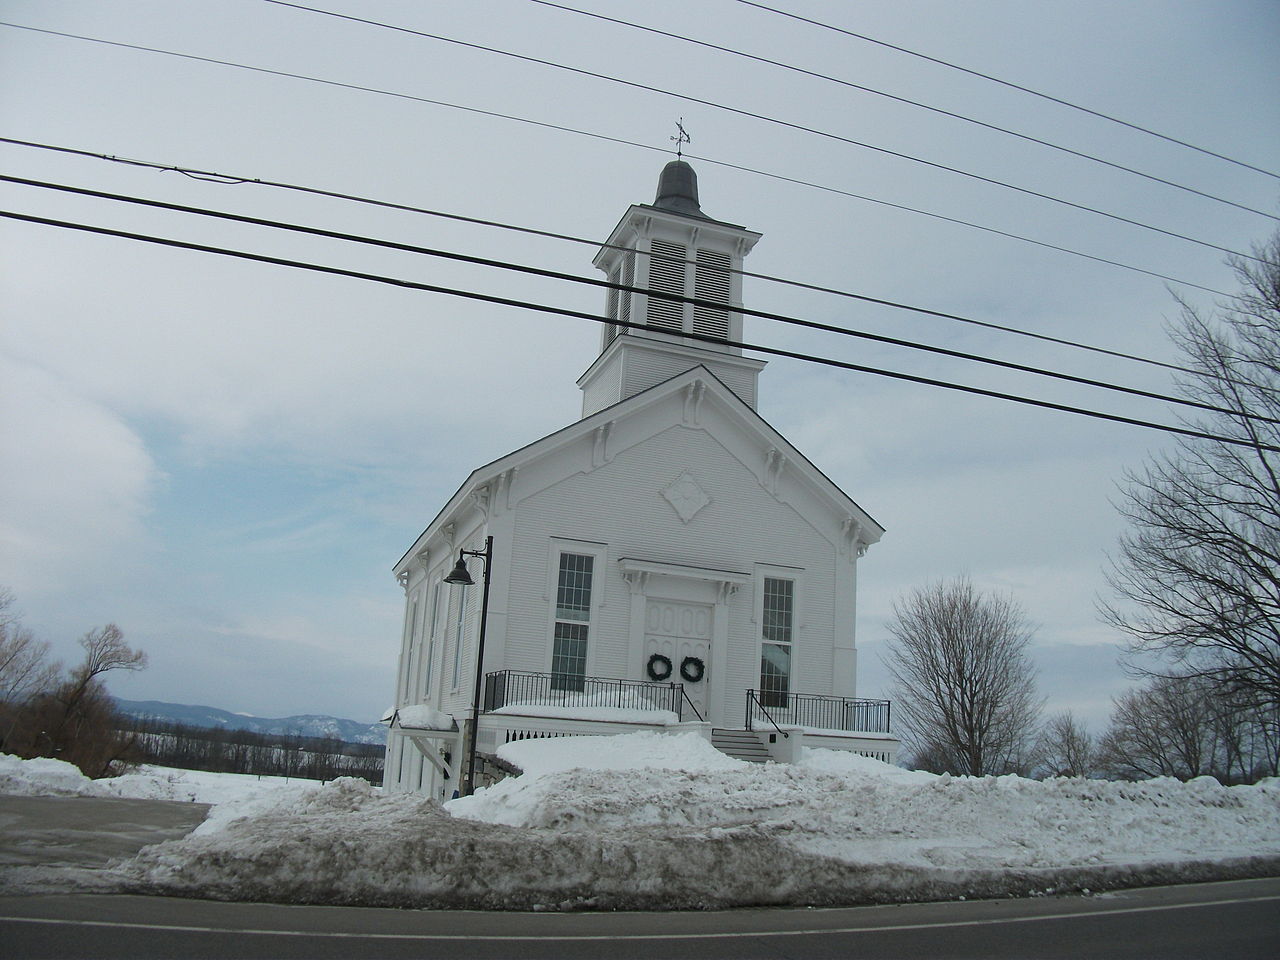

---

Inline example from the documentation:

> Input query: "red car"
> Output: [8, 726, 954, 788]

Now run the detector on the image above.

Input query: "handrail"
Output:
[746, 689, 789, 739]
[679, 686, 704, 723]
[483, 669, 684, 719]
[745, 689, 892, 734]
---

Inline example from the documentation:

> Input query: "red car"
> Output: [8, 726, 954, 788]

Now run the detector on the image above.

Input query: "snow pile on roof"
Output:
[113, 732, 1280, 910]
[491, 703, 679, 724]
[393, 705, 456, 731]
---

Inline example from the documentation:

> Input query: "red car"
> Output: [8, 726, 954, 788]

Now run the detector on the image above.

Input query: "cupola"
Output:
[578, 162, 765, 417]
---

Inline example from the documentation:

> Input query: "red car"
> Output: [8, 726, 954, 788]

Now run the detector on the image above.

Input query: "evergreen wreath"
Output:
[646, 653, 674, 682]
[680, 656, 705, 683]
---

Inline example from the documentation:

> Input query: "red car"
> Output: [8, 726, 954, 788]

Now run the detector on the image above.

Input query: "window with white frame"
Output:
[760, 577, 794, 708]
[422, 579, 441, 694]
[450, 581, 468, 691]
[551, 552, 594, 691]
[400, 596, 419, 702]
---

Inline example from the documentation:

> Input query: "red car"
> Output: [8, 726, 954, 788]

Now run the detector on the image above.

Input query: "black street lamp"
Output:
[443, 535, 494, 797]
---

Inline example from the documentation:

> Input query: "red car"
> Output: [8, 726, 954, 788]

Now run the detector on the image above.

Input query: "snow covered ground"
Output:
[3, 735, 1278, 910]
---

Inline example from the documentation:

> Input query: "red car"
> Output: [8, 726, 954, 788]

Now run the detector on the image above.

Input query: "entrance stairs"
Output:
[711, 728, 771, 764]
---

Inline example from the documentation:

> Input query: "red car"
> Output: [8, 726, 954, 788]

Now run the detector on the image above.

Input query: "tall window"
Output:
[422, 580, 441, 692]
[760, 577, 794, 708]
[400, 596, 419, 702]
[450, 582, 468, 691]
[551, 553, 594, 691]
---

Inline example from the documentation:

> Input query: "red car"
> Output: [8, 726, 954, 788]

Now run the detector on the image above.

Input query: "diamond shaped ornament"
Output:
[661, 471, 711, 523]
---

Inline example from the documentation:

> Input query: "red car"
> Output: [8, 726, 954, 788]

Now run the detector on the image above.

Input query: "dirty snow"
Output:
[3, 737, 1279, 910]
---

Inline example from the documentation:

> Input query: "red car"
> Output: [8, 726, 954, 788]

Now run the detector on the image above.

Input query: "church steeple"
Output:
[578, 161, 765, 418]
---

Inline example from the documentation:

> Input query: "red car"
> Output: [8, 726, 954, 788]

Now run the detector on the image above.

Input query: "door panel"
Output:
[645, 600, 713, 721]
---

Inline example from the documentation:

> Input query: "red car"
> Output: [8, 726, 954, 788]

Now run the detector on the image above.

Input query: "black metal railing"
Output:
[483, 670, 685, 720]
[679, 686, 705, 723]
[746, 689, 788, 739]
[745, 689, 891, 734]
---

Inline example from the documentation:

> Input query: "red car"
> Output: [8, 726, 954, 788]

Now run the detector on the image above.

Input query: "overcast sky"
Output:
[2, 0, 1277, 729]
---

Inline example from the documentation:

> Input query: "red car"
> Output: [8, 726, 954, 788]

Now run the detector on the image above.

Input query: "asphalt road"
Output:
[0, 794, 209, 895]
[1, 878, 1277, 959]
[1, 793, 1276, 958]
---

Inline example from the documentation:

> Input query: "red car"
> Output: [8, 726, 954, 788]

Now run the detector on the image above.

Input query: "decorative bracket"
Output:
[842, 517, 870, 559]
[682, 380, 705, 426]
[763, 447, 787, 496]
[716, 580, 742, 604]
[591, 421, 614, 469]
[620, 568, 650, 596]
[470, 484, 491, 520]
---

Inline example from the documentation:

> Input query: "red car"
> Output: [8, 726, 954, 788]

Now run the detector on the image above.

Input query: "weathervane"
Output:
[670, 119, 691, 159]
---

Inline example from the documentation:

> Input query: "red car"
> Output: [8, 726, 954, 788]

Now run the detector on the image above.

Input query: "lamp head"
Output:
[444, 556, 474, 585]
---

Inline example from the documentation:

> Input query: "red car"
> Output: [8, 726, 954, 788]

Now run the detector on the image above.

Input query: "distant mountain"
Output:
[114, 699, 387, 745]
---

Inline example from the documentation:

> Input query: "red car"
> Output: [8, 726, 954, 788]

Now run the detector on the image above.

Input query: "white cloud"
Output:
[0, 355, 158, 602]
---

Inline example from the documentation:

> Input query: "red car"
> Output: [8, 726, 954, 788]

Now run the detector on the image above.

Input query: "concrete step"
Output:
[711, 728, 771, 763]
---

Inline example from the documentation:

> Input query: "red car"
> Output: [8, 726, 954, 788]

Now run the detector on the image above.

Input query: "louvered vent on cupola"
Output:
[603, 248, 636, 348]
[645, 238, 687, 332]
[692, 248, 731, 340]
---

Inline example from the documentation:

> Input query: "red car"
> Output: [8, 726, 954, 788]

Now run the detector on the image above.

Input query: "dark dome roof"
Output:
[653, 160, 707, 218]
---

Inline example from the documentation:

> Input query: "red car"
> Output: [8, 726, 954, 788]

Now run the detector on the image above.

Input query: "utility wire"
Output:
[0, 136, 1227, 377]
[734, 0, 1280, 181]
[257, 1, 1259, 261]
[0, 25, 1238, 295]
[14, 170, 1260, 423]
[5, 206, 1274, 452]
[527, 0, 1277, 222]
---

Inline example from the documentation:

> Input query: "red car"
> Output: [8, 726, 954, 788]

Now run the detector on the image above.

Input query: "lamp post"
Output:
[443, 535, 493, 797]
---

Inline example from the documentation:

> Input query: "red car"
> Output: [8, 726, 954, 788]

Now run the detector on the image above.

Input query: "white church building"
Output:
[384, 161, 897, 797]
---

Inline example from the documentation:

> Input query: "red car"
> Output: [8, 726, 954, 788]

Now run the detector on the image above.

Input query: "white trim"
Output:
[618, 557, 749, 586]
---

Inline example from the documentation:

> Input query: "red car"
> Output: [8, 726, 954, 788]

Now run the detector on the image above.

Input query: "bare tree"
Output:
[1097, 674, 1278, 783]
[1037, 710, 1095, 778]
[1097, 676, 1215, 780]
[885, 577, 1042, 776]
[0, 588, 58, 707]
[1102, 234, 1280, 711]
[5, 623, 147, 777]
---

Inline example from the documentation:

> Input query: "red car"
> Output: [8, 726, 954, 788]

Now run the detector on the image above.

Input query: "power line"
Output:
[0, 26, 1239, 295]
[0, 135, 1227, 378]
[255, 2, 1260, 261]
[527, 0, 1278, 223]
[16, 170, 1259, 423]
[734, 0, 1280, 181]
[5, 206, 1273, 452]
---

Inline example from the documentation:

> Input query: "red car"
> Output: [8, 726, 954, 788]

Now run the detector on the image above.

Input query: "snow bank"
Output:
[0, 753, 320, 807]
[115, 734, 1280, 910]
[0, 754, 104, 796]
